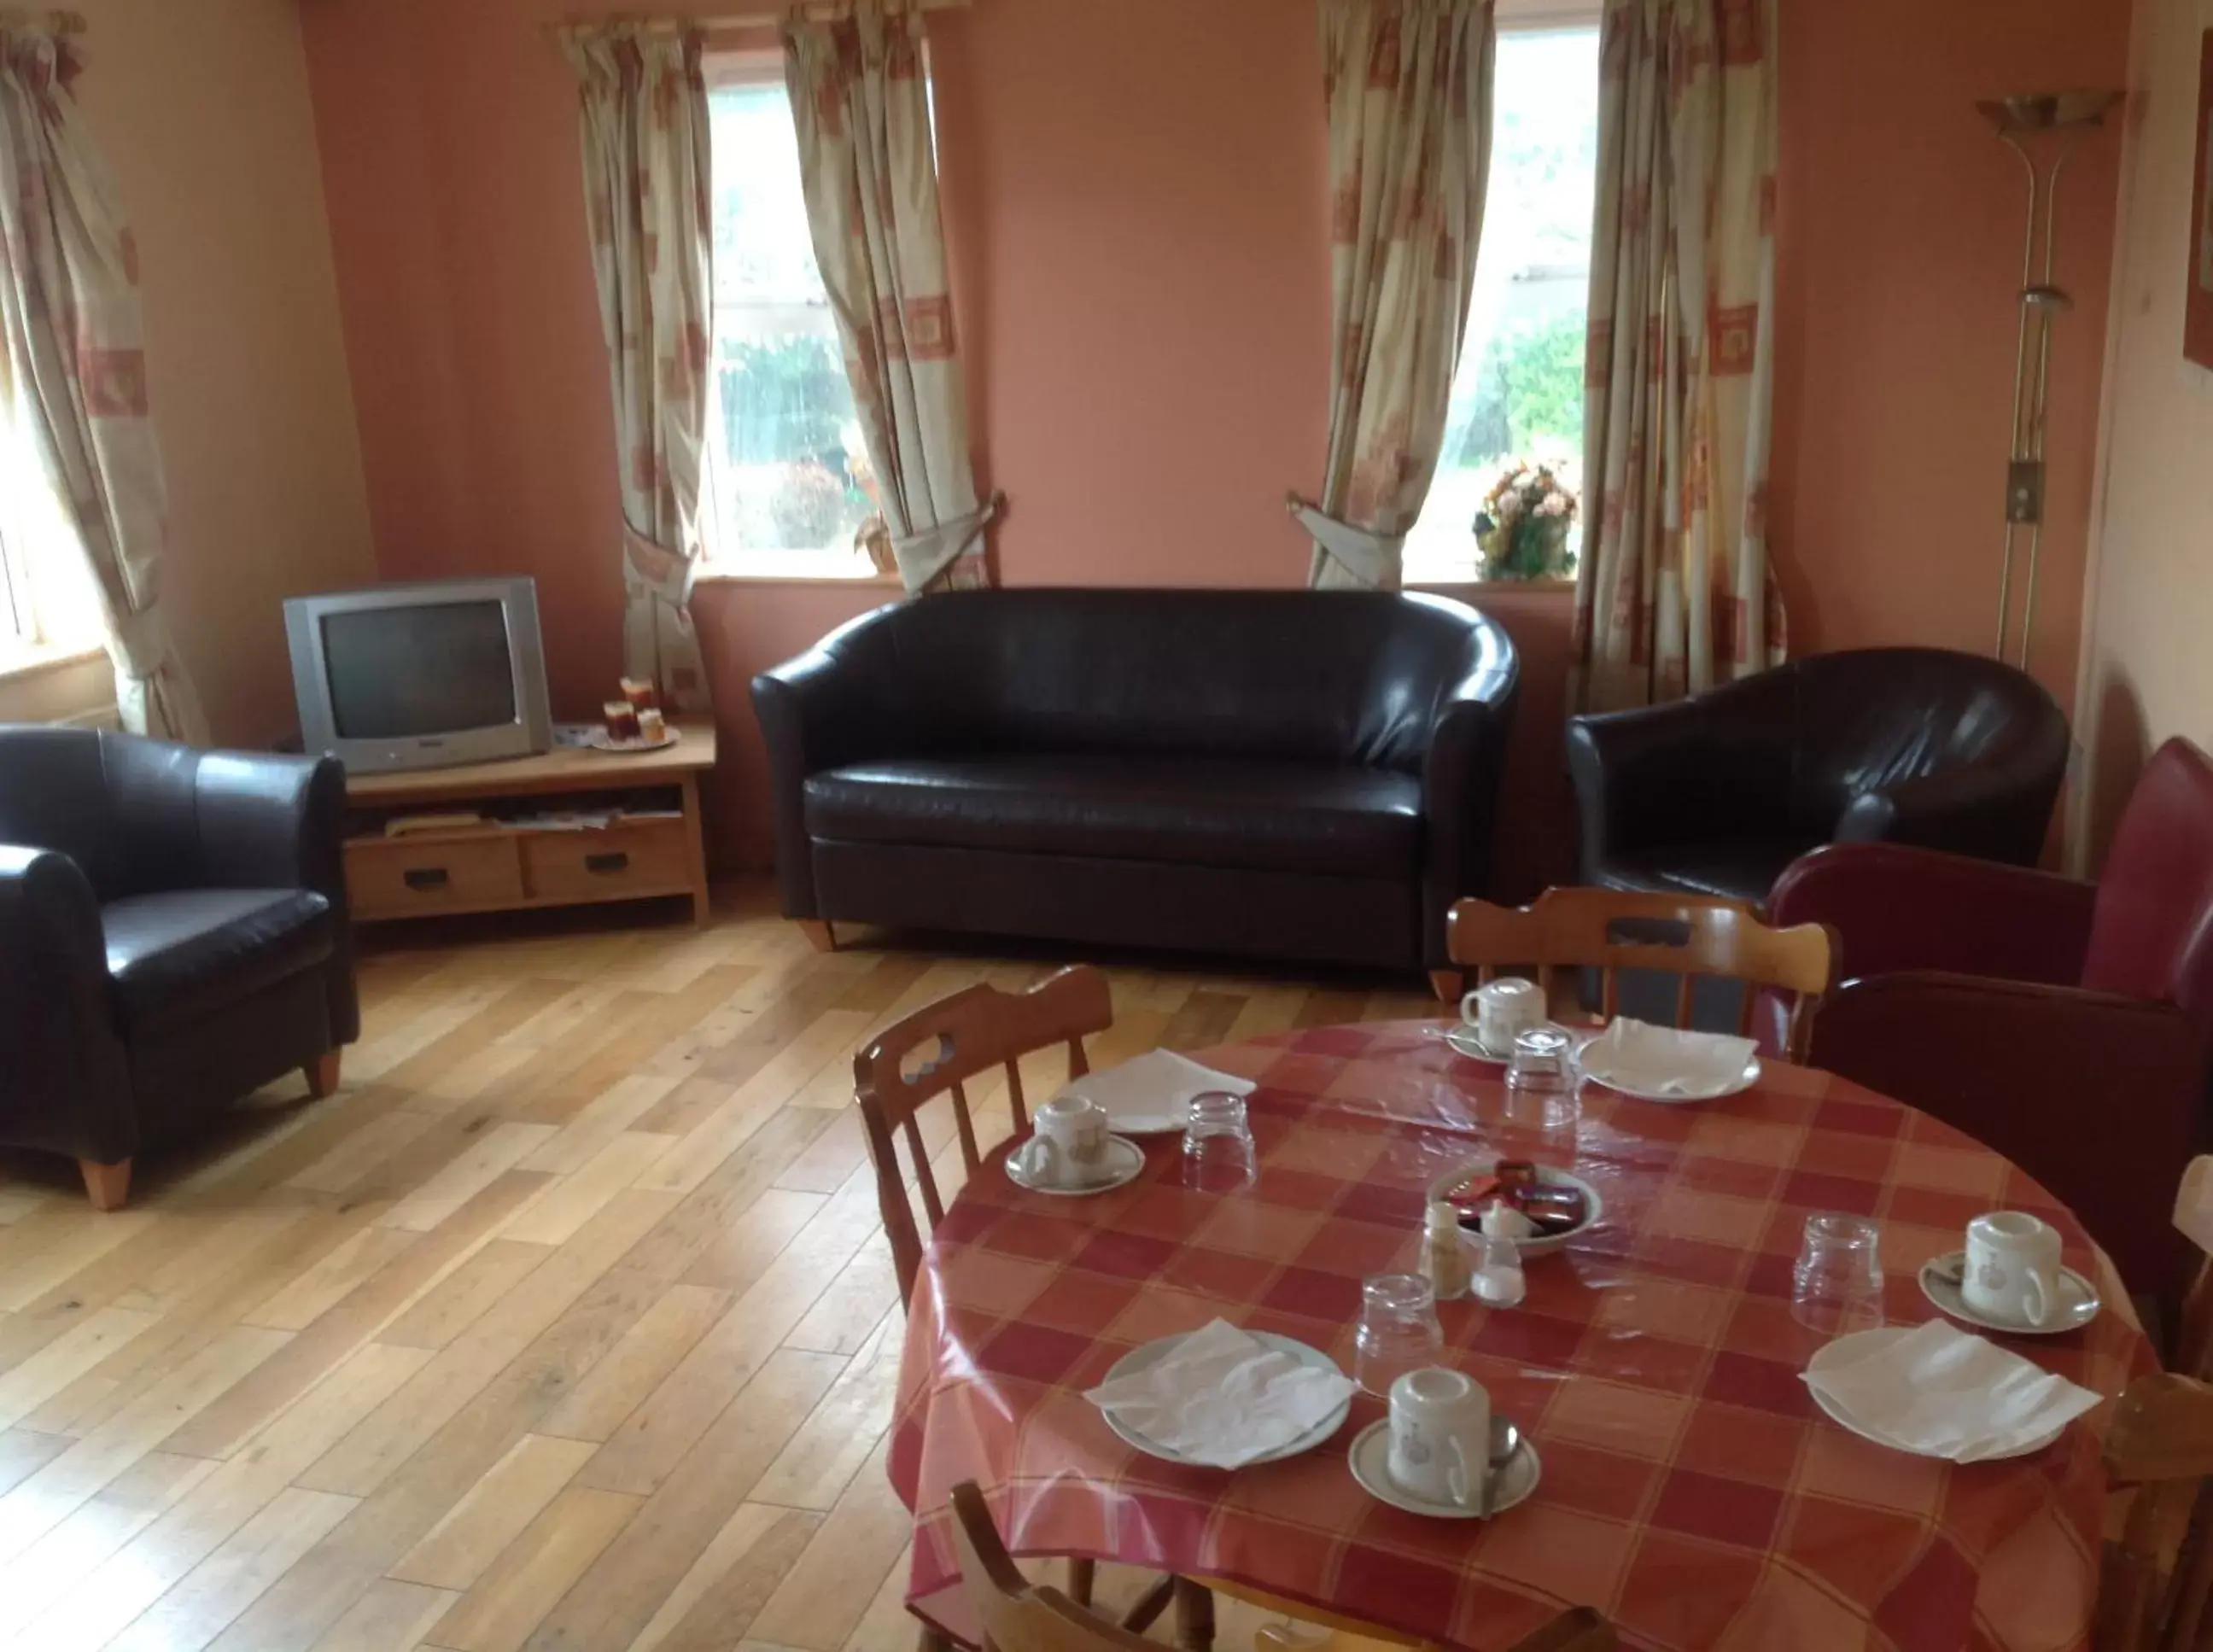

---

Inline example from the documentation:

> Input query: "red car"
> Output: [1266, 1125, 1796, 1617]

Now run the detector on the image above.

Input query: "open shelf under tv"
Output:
[339, 719, 717, 925]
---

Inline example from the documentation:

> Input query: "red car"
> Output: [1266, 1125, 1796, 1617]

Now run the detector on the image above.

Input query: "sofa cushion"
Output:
[102, 888, 334, 1031]
[1592, 839, 1814, 906]
[803, 756, 1422, 879]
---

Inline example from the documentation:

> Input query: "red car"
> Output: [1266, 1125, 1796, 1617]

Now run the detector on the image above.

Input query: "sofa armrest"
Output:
[1420, 638, 1521, 963]
[1809, 972, 2204, 1303]
[1834, 757, 2058, 867]
[1770, 842, 2095, 986]
[0, 845, 137, 1162]
[1564, 672, 1796, 877]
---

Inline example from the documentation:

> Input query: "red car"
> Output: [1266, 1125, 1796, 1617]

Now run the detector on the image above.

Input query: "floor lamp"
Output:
[1978, 90, 2122, 670]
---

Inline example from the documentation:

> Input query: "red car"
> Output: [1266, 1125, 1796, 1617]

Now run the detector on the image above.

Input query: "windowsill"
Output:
[1407, 575, 1578, 594]
[0, 640, 105, 685]
[695, 568, 904, 589]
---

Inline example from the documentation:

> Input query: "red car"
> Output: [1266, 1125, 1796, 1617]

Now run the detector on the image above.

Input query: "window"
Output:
[0, 409, 101, 670]
[703, 59, 880, 580]
[1404, 17, 1602, 586]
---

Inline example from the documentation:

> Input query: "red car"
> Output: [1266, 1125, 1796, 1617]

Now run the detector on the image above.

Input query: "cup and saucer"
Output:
[1346, 1367, 1540, 1520]
[1918, 1210, 2101, 1335]
[1004, 1095, 1144, 1196]
[1433, 978, 1564, 1062]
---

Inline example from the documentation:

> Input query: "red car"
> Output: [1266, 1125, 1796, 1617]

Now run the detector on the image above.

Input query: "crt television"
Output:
[284, 577, 554, 774]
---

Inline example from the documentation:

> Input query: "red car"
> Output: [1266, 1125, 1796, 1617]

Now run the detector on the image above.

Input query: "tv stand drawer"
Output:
[347, 837, 525, 919]
[522, 821, 692, 905]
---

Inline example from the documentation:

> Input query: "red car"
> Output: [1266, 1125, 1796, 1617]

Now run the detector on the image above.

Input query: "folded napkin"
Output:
[1802, 1320, 2102, 1462]
[1053, 1050, 1255, 1133]
[1085, 1318, 1354, 1469]
[1585, 1018, 1756, 1096]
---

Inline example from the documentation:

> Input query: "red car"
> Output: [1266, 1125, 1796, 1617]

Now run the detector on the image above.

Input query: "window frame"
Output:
[697, 46, 900, 587]
[1404, 0, 1603, 593]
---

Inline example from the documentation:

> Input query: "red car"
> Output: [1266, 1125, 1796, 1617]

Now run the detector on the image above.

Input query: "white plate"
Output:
[1346, 1418, 1540, 1519]
[582, 727, 681, 754]
[1428, 1162, 1603, 1258]
[1578, 1048, 1762, 1104]
[1918, 1252, 2102, 1335]
[1803, 1326, 2070, 1461]
[1097, 1332, 1351, 1468]
[1003, 1135, 1146, 1197]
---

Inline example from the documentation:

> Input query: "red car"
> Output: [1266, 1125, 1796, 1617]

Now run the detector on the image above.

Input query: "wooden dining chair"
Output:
[1445, 889, 1840, 1061]
[855, 964, 1115, 1309]
[2167, 1155, 2213, 1378]
[2098, 1372, 2213, 1651]
[948, 1480, 1618, 1652]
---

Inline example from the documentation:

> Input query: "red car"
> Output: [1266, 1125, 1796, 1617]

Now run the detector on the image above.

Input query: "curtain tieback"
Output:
[893, 491, 1003, 593]
[1286, 496, 1404, 590]
[623, 524, 698, 606]
[105, 599, 178, 679]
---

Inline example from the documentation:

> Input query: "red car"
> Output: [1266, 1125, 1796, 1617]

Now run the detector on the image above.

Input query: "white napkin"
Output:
[1802, 1320, 2102, 1462]
[1585, 1018, 1756, 1095]
[1085, 1319, 1354, 1469]
[1053, 1050, 1255, 1133]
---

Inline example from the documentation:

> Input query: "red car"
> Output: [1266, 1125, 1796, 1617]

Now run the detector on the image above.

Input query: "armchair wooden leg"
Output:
[799, 919, 838, 953]
[1173, 1578, 1216, 1652]
[1429, 969, 1464, 1004]
[304, 1049, 342, 1099]
[1066, 1557, 1095, 1606]
[79, 1159, 131, 1211]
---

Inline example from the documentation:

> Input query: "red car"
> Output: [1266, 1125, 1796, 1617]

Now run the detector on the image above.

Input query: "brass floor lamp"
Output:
[1979, 90, 2122, 670]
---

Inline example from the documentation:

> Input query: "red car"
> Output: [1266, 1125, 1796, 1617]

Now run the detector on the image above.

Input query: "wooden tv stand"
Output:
[341, 720, 716, 925]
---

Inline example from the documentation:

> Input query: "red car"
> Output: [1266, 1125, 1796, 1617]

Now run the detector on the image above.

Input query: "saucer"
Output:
[1918, 1252, 2101, 1335]
[1003, 1135, 1145, 1197]
[1346, 1418, 1539, 1519]
[1436, 1023, 1573, 1063]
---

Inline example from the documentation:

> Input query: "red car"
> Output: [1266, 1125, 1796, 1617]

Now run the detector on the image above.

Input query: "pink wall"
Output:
[301, 0, 2132, 883]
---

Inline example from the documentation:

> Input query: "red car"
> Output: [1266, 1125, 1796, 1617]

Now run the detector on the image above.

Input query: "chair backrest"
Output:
[2099, 1371, 2213, 1652]
[2083, 739, 2213, 1024]
[2170, 1156, 2213, 1381]
[855, 966, 1114, 1305]
[1446, 888, 1838, 1060]
[946, 1480, 1618, 1652]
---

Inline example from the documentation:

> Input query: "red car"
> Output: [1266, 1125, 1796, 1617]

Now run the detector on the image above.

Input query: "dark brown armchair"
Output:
[0, 727, 359, 1209]
[1566, 647, 2070, 905]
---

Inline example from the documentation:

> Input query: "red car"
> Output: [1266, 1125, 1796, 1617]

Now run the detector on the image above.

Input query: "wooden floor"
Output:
[0, 880, 1439, 1652]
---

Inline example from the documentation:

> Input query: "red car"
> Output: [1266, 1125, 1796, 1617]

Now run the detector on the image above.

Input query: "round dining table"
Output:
[885, 1019, 2154, 1652]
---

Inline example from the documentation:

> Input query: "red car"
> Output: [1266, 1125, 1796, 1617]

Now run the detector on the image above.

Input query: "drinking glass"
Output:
[1353, 1272, 1445, 1397]
[1182, 1090, 1257, 1193]
[1791, 1212, 1885, 1334]
[1504, 1026, 1579, 1131]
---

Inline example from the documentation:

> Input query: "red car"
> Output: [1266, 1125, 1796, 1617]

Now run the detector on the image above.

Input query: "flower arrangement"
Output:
[1474, 458, 1579, 581]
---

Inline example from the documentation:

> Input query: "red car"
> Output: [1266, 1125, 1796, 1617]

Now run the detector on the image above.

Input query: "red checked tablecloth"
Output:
[886, 1021, 2153, 1652]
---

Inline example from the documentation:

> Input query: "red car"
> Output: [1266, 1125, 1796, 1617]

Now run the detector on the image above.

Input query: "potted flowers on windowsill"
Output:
[1474, 458, 1579, 582]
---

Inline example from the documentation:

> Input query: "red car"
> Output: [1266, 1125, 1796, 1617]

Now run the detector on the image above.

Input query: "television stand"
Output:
[340, 719, 716, 926]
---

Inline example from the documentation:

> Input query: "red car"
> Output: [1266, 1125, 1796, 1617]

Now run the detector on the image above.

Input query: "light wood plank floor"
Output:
[0, 880, 1439, 1652]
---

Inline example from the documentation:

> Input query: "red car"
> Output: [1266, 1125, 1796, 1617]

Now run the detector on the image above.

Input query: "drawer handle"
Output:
[403, 867, 450, 891]
[584, 851, 630, 875]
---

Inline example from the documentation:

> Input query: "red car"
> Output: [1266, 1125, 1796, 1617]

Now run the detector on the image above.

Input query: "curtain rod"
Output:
[0, 9, 87, 31]
[544, 0, 965, 35]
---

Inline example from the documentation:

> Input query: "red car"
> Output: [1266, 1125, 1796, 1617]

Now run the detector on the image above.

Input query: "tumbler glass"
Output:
[1791, 1212, 1885, 1335]
[1353, 1272, 1445, 1397]
[1182, 1090, 1257, 1194]
[1504, 1025, 1579, 1131]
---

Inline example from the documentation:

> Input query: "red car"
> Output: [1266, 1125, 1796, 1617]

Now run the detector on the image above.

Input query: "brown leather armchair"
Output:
[1566, 648, 2070, 905]
[0, 727, 359, 1209]
[1768, 738, 2213, 1307]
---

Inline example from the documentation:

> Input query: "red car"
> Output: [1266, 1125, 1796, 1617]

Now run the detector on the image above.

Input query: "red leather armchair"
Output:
[1769, 738, 2213, 1306]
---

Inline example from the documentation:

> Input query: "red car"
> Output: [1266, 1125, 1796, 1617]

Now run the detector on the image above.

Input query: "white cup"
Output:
[1461, 978, 1543, 1053]
[1386, 1367, 1490, 1508]
[1963, 1211, 2064, 1328]
[1014, 1095, 1110, 1188]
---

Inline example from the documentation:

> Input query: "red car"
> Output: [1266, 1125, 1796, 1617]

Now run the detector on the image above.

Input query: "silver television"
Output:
[284, 577, 554, 774]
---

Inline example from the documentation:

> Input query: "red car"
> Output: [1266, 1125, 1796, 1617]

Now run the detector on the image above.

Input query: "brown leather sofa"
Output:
[0, 727, 358, 1209]
[751, 589, 1520, 973]
[1565, 647, 2069, 906]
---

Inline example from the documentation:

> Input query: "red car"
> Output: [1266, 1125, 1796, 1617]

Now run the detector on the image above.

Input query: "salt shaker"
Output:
[1422, 1200, 1474, 1300]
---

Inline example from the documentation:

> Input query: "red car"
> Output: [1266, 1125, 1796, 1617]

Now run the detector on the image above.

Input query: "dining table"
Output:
[885, 1018, 2155, 1652]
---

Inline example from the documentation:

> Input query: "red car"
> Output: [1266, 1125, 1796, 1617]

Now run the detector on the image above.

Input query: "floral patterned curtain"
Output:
[783, 3, 991, 595]
[1574, 0, 1784, 711]
[1296, 0, 1496, 591]
[0, 22, 206, 743]
[561, 23, 715, 712]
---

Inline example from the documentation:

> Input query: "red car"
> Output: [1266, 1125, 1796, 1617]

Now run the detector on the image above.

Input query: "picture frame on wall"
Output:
[2188, 28, 2213, 368]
